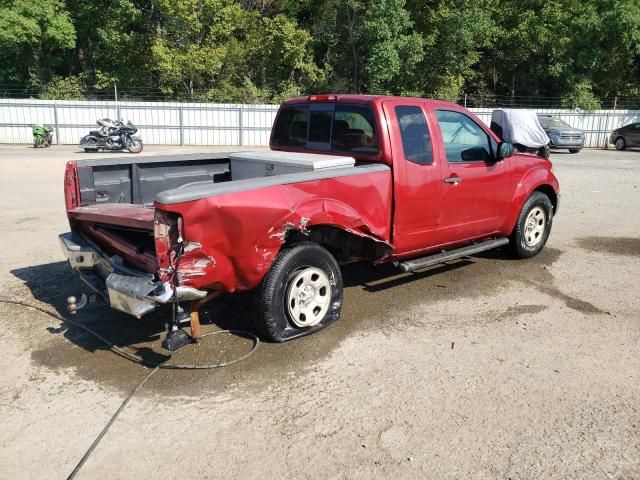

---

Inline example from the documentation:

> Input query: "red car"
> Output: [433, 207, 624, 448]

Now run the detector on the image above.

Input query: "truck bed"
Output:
[74, 153, 231, 208]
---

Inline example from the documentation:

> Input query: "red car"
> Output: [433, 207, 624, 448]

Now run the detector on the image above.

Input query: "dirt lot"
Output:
[0, 145, 638, 479]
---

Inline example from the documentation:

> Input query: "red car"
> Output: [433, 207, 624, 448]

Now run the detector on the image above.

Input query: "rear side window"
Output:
[272, 103, 378, 154]
[332, 105, 378, 154]
[272, 105, 309, 147]
[396, 106, 433, 165]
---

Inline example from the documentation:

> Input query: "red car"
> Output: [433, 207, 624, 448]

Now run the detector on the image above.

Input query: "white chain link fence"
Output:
[1, 98, 639, 148]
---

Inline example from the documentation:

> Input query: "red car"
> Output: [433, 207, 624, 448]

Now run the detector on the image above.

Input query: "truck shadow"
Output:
[9, 251, 503, 354]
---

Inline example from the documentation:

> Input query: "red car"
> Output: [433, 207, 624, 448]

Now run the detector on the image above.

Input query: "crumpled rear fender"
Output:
[155, 169, 393, 292]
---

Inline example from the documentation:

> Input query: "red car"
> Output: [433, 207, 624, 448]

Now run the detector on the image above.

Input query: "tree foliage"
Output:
[0, 0, 638, 102]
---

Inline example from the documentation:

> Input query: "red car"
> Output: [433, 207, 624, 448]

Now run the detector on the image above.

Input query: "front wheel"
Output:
[510, 191, 553, 258]
[127, 138, 143, 153]
[255, 242, 343, 342]
[569, 149, 581, 154]
[615, 137, 626, 151]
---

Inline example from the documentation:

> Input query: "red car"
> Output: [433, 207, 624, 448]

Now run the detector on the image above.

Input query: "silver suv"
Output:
[537, 114, 585, 154]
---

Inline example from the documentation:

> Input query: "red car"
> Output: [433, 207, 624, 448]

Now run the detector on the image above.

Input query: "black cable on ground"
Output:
[0, 298, 259, 479]
[66, 366, 159, 480]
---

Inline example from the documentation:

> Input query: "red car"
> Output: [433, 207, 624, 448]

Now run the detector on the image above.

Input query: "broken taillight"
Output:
[154, 210, 183, 271]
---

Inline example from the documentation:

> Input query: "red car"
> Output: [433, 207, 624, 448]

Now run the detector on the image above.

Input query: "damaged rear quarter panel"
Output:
[154, 170, 393, 292]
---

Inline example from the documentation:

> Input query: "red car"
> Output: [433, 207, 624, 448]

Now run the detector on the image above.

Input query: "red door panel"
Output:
[430, 109, 512, 245]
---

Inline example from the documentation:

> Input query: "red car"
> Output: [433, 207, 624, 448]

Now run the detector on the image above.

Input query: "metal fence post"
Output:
[238, 105, 244, 146]
[179, 105, 184, 146]
[53, 103, 59, 145]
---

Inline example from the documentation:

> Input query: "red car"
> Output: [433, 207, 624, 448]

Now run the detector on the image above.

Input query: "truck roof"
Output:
[281, 94, 461, 110]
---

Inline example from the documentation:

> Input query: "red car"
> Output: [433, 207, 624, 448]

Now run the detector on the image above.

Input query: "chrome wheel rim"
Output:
[615, 138, 624, 150]
[286, 267, 331, 328]
[524, 206, 546, 247]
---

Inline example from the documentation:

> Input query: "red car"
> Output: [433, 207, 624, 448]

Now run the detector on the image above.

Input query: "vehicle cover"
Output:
[490, 109, 550, 148]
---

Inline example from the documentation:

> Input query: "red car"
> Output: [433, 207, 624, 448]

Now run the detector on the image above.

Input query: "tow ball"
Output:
[66, 293, 105, 314]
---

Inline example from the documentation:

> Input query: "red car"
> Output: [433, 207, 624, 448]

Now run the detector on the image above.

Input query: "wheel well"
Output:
[534, 185, 558, 213]
[284, 225, 391, 263]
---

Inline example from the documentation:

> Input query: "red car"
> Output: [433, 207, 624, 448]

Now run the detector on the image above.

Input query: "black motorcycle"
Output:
[80, 118, 143, 153]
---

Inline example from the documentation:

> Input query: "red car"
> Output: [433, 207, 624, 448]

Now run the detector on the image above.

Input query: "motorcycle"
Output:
[33, 125, 53, 148]
[80, 118, 143, 153]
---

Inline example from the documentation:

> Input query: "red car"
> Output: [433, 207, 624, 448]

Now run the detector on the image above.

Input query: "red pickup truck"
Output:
[60, 95, 559, 348]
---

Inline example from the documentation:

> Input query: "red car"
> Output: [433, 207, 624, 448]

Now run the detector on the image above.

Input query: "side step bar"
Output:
[395, 237, 510, 273]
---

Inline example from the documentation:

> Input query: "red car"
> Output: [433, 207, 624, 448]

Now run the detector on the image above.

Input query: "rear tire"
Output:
[569, 149, 581, 154]
[510, 191, 553, 258]
[615, 137, 626, 151]
[255, 242, 343, 342]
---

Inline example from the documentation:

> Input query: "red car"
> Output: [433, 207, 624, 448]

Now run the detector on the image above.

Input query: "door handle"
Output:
[444, 176, 462, 184]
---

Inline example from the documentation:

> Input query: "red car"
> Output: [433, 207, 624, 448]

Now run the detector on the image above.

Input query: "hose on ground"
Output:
[0, 298, 259, 479]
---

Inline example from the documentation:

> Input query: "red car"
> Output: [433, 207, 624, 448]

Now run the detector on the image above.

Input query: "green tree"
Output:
[361, 0, 424, 95]
[0, 0, 75, 87]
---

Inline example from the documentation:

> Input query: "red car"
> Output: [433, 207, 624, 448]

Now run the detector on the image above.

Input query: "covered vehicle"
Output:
[537, 114, 584, 153]
[490, 109, 551, 158]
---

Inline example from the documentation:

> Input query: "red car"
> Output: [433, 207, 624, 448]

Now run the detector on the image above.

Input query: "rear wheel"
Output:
[510, 191, 553, 258]
[615, 137, 626, 151]
[569, 149, 581, 154]
[255, 242, 343, 342]
[81, 137, 97, 152]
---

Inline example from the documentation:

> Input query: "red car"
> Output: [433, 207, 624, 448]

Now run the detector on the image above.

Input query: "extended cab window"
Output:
[332, 105, 378, 154]
[272, 105, 309, 147]
[436, 110, 491, 163]
[396, 106, 433, 165]
[272, 103, 378, 154]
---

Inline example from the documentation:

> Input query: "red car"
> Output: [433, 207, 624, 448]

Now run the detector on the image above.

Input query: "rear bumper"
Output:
[59, 232, 207, 318]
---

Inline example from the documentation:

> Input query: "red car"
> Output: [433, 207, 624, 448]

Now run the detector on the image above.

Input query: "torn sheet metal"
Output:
[154, 166, 394, 293]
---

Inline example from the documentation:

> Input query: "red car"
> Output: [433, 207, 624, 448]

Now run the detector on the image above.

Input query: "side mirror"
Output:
[497, 142, 514, 160]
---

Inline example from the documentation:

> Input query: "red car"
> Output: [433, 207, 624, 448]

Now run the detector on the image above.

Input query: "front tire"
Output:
[615, 137, 626, 151]
[256, 242, 343, 342]
[127, 139, 143, 153]
[569, 149, 581, 154]
[510, 191, 553, 258]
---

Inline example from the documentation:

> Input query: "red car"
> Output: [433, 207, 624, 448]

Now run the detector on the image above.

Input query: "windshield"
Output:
[538, 116, 572, 129]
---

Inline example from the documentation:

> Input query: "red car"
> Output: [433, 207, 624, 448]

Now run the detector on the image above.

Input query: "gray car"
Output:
[537, 114, 585, 153]
[609, 122, 640, 150]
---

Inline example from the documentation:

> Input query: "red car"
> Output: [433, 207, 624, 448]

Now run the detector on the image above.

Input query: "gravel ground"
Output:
[0, 145, 638, 479]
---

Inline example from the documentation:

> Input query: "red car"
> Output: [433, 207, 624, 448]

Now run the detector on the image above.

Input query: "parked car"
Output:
[610, 122, 640, 150]
[537, 114, 584, 153]
[59, 95, 560, 350]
